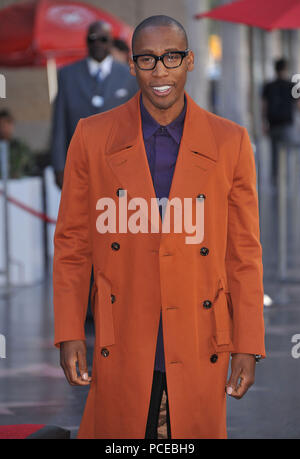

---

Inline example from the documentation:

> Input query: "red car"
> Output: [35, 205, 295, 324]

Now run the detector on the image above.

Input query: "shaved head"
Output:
[131, 15, 188, 54]
[87, 20, 112, 36]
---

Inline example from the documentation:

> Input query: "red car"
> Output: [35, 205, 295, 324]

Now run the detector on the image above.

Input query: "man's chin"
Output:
[148, 94, 176, 111]
[90, 53, 106, 62]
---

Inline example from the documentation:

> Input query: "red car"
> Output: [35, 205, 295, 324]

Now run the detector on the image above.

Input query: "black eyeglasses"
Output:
[132, 49, 190, 70]
[87, 34, 110, 44]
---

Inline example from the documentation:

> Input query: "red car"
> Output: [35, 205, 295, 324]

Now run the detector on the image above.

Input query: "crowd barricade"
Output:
[0, 141, 60, 288]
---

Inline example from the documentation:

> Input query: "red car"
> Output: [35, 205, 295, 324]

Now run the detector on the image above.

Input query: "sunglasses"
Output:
[87, 34, 110, 44]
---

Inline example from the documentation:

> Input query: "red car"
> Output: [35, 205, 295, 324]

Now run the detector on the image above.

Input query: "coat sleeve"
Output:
[50, 69, 69, 173]
[225, 127, 266, 358]
[52, 118, 92, 348]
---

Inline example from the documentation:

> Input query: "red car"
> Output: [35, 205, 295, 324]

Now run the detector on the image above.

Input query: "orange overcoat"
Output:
[53, 90, 266, 439]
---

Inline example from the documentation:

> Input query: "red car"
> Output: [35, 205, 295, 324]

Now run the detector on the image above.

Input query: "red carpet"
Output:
[0, 424, 45, 439]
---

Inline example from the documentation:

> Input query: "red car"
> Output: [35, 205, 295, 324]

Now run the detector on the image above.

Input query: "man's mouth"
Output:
[151, 85, 173, 96]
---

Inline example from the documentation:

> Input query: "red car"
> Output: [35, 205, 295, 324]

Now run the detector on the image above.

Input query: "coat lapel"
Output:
[78, 58, 99, 102]
[165, 92, 219, 221]
[105, 90, 161, 230]
[105, 90, 219, 234]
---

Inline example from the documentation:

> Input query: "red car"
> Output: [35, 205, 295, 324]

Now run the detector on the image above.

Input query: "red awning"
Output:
[0, 0, 133, 67]
[195, 0, 300, 31]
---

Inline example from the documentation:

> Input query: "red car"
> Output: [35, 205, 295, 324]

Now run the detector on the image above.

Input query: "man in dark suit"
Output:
[50, 20, 138, 189]
[262, 58, 297, 186]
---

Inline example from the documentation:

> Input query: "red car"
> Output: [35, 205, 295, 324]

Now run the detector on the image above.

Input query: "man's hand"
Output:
[60, 340, 92, 386]
[225, 353, 256, 399]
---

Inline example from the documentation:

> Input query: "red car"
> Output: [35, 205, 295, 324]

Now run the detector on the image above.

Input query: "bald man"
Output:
[50, 20, 138, 189]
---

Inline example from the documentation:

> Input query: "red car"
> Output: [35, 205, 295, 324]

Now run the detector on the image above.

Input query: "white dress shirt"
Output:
[87, 54, 113, 81]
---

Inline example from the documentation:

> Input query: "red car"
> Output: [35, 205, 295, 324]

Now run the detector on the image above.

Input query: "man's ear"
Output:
[129, 57, 136, 77]
[187, 50, 195, 72]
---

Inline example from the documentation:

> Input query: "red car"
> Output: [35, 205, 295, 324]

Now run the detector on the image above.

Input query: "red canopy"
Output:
[195, 0, 300, 31]
[0, 0, 133, 67]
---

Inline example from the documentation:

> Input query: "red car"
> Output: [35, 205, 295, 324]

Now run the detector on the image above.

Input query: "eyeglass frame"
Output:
[132, 48, 190, 70]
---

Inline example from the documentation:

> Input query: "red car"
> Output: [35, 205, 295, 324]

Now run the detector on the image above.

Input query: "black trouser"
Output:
[145, 370, 171, 439]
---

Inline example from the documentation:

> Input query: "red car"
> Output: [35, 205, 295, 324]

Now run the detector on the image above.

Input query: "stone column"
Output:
[218, 0, 249, 127]
[185, 0, 210, 109]
[289, 30, 300, 76]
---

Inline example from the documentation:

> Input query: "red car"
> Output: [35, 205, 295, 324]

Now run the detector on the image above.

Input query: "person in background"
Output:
[50, 20, 138, 189]
[262, 58, 297, 187]
[0, 109, 37, 179]
[111, 38, 130, 64]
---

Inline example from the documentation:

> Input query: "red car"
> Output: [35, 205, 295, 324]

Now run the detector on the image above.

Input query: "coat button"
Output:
[116, 188, 125, 197]
[203, 300, 212, 309]
[111, 242, 120, 251]
[101, 348, 109, 357]
[210, 353, 218, 363]
[111, 294, 116, 304]
[200, 247, 209, 256]
[197, 193, 206, 200]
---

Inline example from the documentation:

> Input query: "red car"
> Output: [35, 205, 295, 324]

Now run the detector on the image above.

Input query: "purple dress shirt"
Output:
[140, 94, 187, 372]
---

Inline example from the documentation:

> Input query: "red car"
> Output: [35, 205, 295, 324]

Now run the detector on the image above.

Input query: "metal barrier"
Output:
[278, 141, 300, 282]
[0, 140, 10, 291]
[247, 137, 300, 285]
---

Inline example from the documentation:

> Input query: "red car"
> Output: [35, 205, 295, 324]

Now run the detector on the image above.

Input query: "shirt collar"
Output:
[140, 94, 187, 144]
[87, 54, 113, 79]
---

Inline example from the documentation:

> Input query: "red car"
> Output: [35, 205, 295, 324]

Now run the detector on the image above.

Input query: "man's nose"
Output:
[152, 59, 169, 77]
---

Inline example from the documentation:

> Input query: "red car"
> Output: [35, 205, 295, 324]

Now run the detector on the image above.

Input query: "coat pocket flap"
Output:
[212, 283, 233, 346]
[218, 277, 230, 293]
[95, 271, 115, 347]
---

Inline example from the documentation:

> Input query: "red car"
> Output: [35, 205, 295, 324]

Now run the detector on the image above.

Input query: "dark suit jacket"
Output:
[50, 57, 138, 171]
